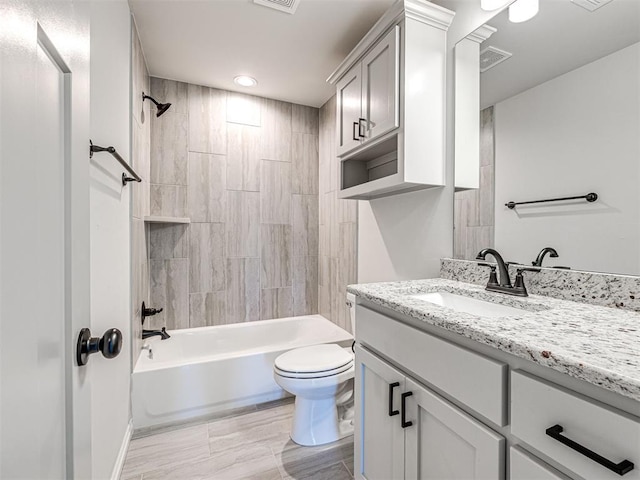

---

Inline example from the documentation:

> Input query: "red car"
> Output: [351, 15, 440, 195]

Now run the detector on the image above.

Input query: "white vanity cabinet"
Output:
[328, 0, 455, 200]
[355, 346, 505, 480]
[353, 300, 640, 480]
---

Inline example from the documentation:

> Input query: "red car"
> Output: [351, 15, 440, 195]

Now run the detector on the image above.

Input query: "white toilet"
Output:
[273, 294, 356, 446]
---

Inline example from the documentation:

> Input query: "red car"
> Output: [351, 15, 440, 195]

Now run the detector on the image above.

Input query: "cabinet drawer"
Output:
[511, 370, 640, 480]
[510, 446, 571, 480]
[356, 305, 507, 426]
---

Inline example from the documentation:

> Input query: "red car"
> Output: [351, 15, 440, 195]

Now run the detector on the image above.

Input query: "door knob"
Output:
[76, 327, 123, 366]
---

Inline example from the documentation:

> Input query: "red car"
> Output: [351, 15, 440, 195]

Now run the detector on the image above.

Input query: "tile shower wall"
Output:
[318, 96, 357, 333]
[454, 106, 495, 260]
[147, 78, 319, 329]
[131, 18, 151, 360]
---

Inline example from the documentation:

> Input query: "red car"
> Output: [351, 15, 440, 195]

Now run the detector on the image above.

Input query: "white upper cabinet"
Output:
[328, 0, 455, 200]
[336, 64, 364, 156]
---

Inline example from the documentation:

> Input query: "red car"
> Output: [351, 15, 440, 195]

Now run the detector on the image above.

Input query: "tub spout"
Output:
[142, 327, 170, 340]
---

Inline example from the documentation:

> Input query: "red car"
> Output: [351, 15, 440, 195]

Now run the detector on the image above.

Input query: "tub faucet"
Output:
[532, 247, 558, 267]
[142, 327, 170, 340]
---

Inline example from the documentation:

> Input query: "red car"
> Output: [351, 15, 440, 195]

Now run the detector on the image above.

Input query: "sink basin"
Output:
[410, 291, 527, 318]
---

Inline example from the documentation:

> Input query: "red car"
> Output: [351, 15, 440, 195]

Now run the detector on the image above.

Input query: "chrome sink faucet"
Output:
[476, 248, 536, 297]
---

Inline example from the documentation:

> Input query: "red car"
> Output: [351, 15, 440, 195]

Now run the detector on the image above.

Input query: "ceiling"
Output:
[479, 0, 640, 108]
[129, 0, 396, 107]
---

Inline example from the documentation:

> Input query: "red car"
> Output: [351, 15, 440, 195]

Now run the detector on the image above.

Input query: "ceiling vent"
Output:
[570, 0, 613, 12]
[480, 46, 513, 73]
[253, 0, 300, 15]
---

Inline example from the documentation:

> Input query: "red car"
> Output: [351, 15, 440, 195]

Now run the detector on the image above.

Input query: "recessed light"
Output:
[509, 0, 539, 23]
[480, 0, 510, 11]
[234, 75, 258, 87]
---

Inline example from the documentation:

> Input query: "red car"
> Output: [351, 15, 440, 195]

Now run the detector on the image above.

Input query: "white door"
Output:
[404, 378, 505, 479]
[355, 346, 406, 480]
[361, 25, 400, 142]
[336, 63, 363, 157]
[0, 5, 92, 478]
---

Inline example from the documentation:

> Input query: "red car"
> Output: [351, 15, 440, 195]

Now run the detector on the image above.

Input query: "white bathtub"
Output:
[132, 314, 353, 429]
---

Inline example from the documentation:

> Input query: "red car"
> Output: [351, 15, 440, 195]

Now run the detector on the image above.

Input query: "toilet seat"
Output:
[274, 344, 353, 379]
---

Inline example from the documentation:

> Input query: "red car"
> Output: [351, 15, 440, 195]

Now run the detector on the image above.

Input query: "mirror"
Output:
[454, 0, 640, 275]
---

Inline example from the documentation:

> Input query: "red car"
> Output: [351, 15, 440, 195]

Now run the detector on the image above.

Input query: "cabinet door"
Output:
[404, 378, 505, 480]
[336, 63, 363, 157]
[355, 345, 405, 480]
[361, 25, 400, 142]
[510, 446, 572, 480]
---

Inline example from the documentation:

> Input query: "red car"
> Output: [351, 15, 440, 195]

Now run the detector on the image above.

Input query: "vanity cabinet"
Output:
[353, 299, 640, 480]
[355, 346, 504, 480]
[328, 0, 455, 200]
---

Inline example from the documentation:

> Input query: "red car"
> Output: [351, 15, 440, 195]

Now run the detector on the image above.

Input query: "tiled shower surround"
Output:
[146, 78, 321, 329]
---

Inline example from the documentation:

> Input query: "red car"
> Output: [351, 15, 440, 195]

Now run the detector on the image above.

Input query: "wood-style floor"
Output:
[120, 399, 354, 479]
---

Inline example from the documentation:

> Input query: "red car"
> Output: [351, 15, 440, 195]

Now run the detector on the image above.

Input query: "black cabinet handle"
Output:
[546, 424, 634, 476]
[353, 122, 360, 141]
[388, 382, 400, 417]
[401, 391, 413, 428]
[358, 118, 366, 138]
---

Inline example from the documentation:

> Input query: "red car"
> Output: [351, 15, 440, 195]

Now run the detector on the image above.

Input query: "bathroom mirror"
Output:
[453, 0, 640, 275]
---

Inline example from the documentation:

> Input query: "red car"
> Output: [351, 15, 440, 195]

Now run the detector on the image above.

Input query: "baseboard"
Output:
[110, 420, 133, 480]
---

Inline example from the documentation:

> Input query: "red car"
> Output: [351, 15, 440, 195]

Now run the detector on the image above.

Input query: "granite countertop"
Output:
[347, 278, 640, 402]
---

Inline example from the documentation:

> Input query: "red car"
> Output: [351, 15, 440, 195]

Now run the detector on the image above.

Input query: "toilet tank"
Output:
[346, 293, 356, 336]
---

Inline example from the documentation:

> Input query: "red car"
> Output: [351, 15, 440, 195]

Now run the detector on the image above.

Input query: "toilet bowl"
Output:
[273, 294, 357, 446]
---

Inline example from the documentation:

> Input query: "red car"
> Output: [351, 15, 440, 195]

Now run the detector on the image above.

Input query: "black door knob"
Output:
[76, 327, 123, 366]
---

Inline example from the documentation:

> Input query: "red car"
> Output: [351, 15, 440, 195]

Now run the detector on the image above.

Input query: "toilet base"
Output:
[290, 396, 354, 446]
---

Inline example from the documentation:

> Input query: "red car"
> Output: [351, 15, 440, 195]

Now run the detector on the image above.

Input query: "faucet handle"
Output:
[478, 263, 499, 287]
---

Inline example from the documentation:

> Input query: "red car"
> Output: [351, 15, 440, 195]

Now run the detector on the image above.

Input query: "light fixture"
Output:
[234, 75, 258, 87]
[509, 0, 539, 23]
[480, 0, 510, 11]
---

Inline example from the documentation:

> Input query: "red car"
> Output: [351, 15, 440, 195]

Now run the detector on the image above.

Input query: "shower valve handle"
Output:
[141, 301, 163, 324]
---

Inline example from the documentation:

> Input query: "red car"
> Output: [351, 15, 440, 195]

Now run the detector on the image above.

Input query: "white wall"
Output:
[89, 2, 133, 478]
[494, 43, 640, 275]
[358, 2, 508, 283]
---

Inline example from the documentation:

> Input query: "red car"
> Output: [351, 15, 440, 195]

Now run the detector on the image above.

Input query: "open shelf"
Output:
[143, 216, 191, 224]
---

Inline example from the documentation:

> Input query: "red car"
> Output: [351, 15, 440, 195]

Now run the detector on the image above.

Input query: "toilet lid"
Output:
[275, 344, 353, 374]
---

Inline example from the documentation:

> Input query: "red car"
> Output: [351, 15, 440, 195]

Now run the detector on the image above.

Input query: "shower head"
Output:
[142, 93, 172, 117]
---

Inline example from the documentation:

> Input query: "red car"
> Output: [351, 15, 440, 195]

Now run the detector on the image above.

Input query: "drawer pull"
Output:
[353, 122, 360, 141]
[401, 391, 413, 428]
[388, 382, 400, 416]
[545, 424, 634, 476]
[358, 118, 366, 138]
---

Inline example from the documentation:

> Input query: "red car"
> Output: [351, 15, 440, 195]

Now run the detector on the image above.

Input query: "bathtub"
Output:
[132, 314, 353, 430]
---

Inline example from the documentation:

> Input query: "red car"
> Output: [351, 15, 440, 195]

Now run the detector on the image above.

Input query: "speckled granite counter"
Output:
[347, 278, 640, 402]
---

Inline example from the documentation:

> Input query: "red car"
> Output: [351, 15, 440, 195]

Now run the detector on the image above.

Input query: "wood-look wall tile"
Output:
[318, 225, 329, 260]
[189, 223, 225, 293]
[226, 258, 260, 323]
[131, 27, 150, 129]
[261, 98, 292, 162]
[131, 122, 144, 220]
[479, 165, 494, 227]
[292, 195, 318, 257]
[150, 112, 188, 185]
[149, 224, 189, 259]
[260, 160, 291, 224]
[260, 288, 293, 320]
[131, 219, 147, 358]
[189, 292, 226, 327]
[150, 77, 188, 115]
[225, 191, 260, 257]
[261, 225, 292, 289]
[227, 123, 261, 192]
[188, 84, 227, 155]
[319, 278, 331, 320]
[292, 104, 319, 134]
[465, 226, 494, 261]
[150, 184, 187, 218]
[188, 152, 226, 223]
[149, 258, 189, 330]
[292, 256, 318, 315]
[480, 106, 494, 168]
[227, 92, 261, 126]
[292, 133, 319, 194]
